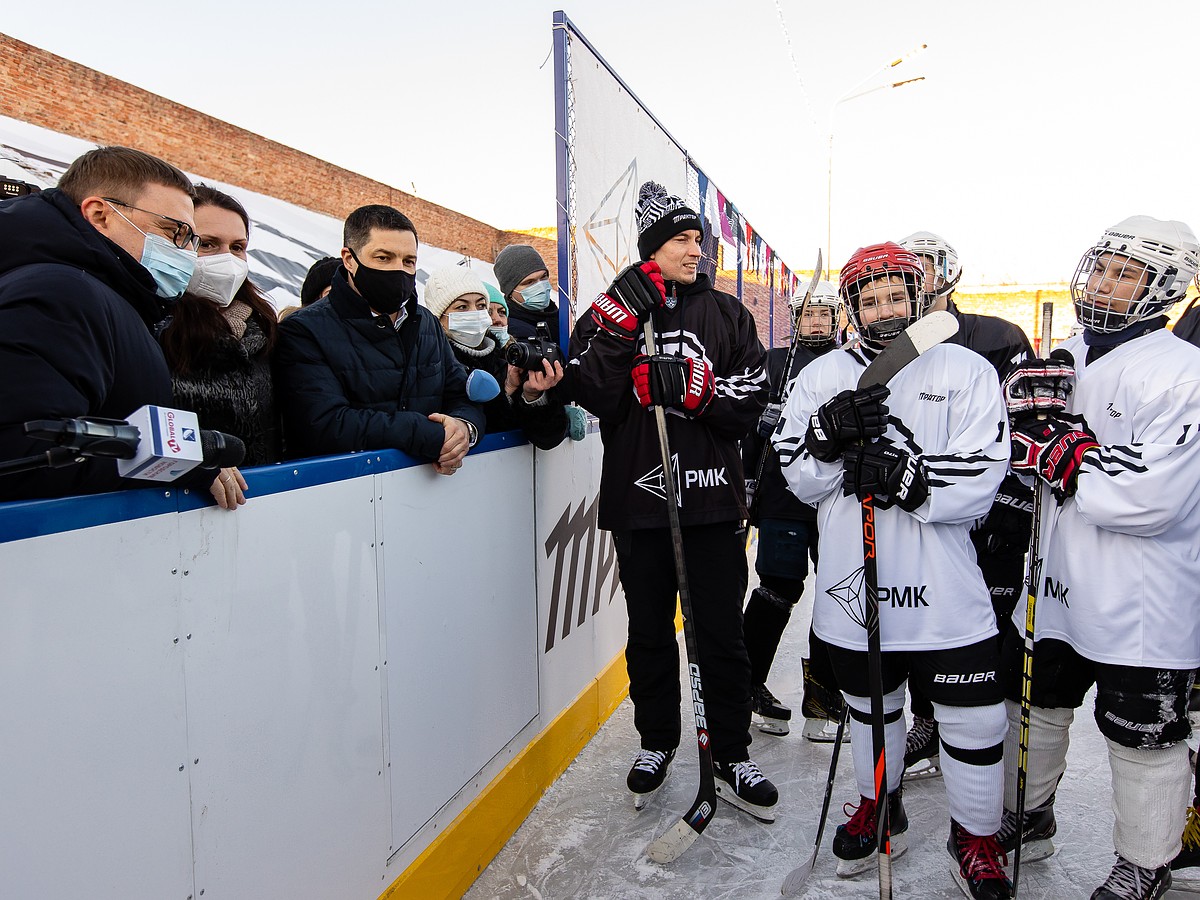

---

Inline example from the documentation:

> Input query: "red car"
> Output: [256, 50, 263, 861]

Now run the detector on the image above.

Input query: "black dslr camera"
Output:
[506, 321, 565, 371]
[2, 177, 42, 199]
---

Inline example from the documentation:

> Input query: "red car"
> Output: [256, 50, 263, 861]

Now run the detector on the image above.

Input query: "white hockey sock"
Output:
[844, 687, 906, 797]
[1003, 699, 1073, 809]
[934, 701, 1007, 836]
[1108, 737, 1191, 868]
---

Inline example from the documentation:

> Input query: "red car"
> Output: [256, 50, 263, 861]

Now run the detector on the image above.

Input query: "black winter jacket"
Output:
[0, 189, 173, 501]
[946, 298, 1033, 379]
[273, 270, 484, 460]
[1174, 297, 1200, 348]
[507, 299, 561, 343]
[569, 273, 768, 531]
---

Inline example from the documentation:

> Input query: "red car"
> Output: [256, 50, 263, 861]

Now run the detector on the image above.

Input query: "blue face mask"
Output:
[487, 324, 509, 346]
[141, 233, 198, 299]
[518, 279, 553, 312]
[107, 201, 198, 299]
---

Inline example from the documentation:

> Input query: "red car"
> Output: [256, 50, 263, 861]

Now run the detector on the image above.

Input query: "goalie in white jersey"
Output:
[999, 216, 1200, 900]
[772, 242, 1013, 899]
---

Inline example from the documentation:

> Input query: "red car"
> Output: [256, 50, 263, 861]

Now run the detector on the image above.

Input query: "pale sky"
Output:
[5, 0, 1198, 284]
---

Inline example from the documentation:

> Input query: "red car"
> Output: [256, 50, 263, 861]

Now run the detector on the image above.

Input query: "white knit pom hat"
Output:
[423, 266, 488, 318]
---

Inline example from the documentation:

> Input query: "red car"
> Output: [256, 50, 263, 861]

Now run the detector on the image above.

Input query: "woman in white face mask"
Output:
[158, 184, 281, 510]
[425, 265, 569, 451]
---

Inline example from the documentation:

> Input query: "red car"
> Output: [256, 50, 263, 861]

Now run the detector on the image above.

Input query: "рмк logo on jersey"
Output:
[826, 567, 931, 628]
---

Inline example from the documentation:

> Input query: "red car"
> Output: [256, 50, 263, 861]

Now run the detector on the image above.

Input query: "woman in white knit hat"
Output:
[424, 265, 568, 450]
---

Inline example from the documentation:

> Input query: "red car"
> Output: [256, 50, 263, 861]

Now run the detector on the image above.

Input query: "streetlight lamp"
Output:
[826, 44, 928, 266]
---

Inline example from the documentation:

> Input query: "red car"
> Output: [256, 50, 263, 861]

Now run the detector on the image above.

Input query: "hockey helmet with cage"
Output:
[838, 242, 927, 351]
[1071, 215, 1199, 333]
[789, 280, 842, 346]
[899, 231, 962, 299]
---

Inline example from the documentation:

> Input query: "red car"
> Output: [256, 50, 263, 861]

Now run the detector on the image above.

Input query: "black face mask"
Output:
[348, 249, 416, 316]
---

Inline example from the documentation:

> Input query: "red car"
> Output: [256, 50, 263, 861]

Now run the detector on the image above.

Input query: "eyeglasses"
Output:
[102, 197, 199, 251]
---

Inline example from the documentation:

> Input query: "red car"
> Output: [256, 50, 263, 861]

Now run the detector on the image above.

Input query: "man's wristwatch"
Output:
[455, 417, 479, 448]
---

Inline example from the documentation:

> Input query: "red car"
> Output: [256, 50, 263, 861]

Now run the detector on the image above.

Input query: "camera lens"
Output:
[505, 341, 532, 369]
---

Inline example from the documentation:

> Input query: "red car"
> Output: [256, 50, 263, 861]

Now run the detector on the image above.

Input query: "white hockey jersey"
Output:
[772, 344, 1009, 652]
[1022, 328, 1200, 669]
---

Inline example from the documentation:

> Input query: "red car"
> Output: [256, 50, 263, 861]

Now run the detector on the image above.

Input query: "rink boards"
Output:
[0, 432, 629, 900]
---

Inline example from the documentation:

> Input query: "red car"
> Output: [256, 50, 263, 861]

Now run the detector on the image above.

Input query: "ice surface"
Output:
[466, 537, 1179, 899]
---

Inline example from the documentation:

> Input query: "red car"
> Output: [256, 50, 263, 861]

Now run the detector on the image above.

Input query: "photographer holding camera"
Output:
[424, 266, 568, 451]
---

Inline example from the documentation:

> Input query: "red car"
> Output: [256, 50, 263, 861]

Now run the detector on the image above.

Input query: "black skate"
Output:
[713, 758, 778, 823]
[997, 792, 1057, 864]
[801, 657, 848, 744]
[832, 787, 909, 878]
[1091, 854, 1172, 899]
[948, 819, 1012, 899]
[1170, 803, 1200, 893]
[904, 714, 941, 780]
[627, 748, 674, 811]
[751, 682, 792, 736]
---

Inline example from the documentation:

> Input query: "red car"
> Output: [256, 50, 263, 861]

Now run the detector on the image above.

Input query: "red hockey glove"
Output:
[590, 261, 667, 339]
[632, 353, 715, 416]
[1010, 416, 1098, 495]
[1002, 356, 1074, 421]
[805, 384, 891, 462]
[842, 441, 929, 512]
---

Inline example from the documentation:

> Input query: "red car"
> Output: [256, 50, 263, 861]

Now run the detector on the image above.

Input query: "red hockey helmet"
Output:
[838, 242, 927, 351]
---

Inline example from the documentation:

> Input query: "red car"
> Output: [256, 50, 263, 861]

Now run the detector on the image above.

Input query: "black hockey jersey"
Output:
[568, 273, 768, 531]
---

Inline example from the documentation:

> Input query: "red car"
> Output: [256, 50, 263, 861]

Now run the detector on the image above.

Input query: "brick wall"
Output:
[0, 33, 556, 277]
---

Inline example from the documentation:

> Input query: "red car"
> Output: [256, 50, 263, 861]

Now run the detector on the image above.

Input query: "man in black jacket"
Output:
[493, 244, 559, 342]
[0, 146, 197, 502]
[274, 205, 483, 473]
[569, 180, 778, 822]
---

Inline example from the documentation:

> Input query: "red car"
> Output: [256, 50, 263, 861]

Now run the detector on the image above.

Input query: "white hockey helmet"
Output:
[899, 231, 962, 298]
[1070, 216, 1200, 333]
[789, 280, 842, 346]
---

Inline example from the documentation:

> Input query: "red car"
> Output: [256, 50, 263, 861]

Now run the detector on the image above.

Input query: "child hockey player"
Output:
[773, 242, 1013, 899]
[1000, 216, 1200, 900]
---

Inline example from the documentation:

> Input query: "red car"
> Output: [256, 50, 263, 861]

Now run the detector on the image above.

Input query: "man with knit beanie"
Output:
[568, 180, 778, 822]
[493, 244, 559, 341]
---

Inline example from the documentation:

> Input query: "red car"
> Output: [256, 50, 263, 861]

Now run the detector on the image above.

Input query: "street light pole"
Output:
[826, 44, 928, 267]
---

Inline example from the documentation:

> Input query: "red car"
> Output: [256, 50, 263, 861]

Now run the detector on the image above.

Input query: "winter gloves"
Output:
[592, 261, 667, 340]
[632, 353, 715, 416]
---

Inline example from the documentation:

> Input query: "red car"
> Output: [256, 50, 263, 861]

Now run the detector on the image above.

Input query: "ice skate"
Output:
[903, 714, 941, 780]
[997, 792, 1057, 864]
[1091, 854, 1171, 899]
[1169, 803, 1200, 893]
[800, 657, 848, 744]
[832, 787, 909, 877]
[751, 682, 791, 736]
[713, 758, 778, 823]
[626, 748, 674, 811]
[947, 819, 1012, 899]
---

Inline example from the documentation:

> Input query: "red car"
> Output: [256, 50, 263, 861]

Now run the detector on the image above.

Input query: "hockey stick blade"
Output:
[644, 817, 703, 863]
[858, 310, 959, 390]
[781, 708, 849, 895]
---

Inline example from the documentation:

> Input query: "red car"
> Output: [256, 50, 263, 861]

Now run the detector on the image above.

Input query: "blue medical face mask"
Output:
[487, 324, 509, 345]
[141, 233, 199, 299]
[107, 202, 197, 299]
[518, 279, 553, 311]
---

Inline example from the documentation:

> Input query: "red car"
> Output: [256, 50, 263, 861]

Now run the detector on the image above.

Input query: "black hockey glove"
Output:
[757, 401, 783, 438]
[1010, 415, 1098, 496]
[974, 473, 1034, 556]
[804, 384, 891, 462]
[842, 442, 929, 512]
[590, 261, 667, 340]
[1002, 354, 1074, 422]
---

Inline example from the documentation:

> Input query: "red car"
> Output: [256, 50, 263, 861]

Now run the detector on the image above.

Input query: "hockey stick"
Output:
[1012, 300, 1055, 898]
[780, 706, 849, 895]
[642, 316, 717, 864]
[749, 251, 823, 512]
[857, 309, 960, 900]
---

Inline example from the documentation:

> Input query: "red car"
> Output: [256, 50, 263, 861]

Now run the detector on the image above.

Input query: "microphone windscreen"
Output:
[466, 369, 501, 403]
[201, 430, 246, 468]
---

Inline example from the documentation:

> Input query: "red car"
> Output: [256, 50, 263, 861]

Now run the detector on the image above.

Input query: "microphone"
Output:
[466, 369, 501, 403]
[25, 405, 245, 482]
